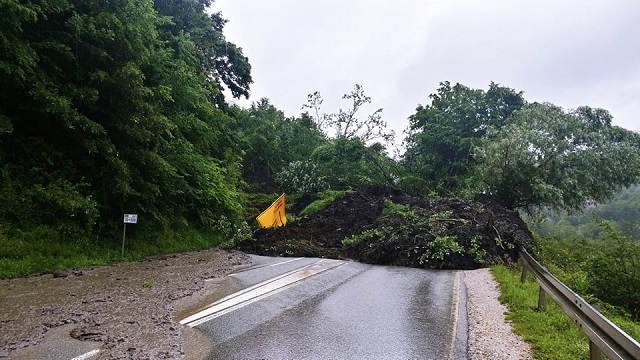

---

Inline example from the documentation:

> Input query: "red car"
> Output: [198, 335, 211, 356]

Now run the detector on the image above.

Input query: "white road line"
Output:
[265, 257, 305, 268]
[205, 257, 306, 281]
[180, 259, 345, 327]
[201, 260, 327, 306]
[70, 349, 100, 360]
[227, 257, 305, 277]
[448, 271, 462, 360]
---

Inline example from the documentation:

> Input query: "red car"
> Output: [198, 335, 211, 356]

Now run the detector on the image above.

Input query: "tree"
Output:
[303, 84, 394, 143]
[402, 82, 525, 194]
[232, 99, 327, 191]
[311, 137, 397, 190]
[153, 0, 252, 106]
[473, 102, 640, 212]
[298, 85, 398, 190]
[0, 0, 250, 239]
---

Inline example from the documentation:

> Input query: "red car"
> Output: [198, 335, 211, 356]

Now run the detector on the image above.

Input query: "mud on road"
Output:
[0, 249, 250, 359]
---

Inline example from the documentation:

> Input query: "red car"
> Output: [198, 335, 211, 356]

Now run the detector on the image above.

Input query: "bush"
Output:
[535, 218, 640, 321]
[420, 235, 464, 264]
[587, 220, 640, 319]
[275, 160, 328, 193]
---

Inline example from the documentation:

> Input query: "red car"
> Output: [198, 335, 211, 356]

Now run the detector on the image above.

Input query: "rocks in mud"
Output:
[70, 325, 106, 341]
[236, 185, 535, 269]
[52, 270, 69, 278]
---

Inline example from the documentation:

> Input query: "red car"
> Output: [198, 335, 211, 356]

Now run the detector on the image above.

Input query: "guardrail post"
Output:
[589, 304, 603, 360]
[590, 340, 603, 360]
[518, 250, 640, 359]
[519, 258, 527, 284]
[537, 286, 546, 311]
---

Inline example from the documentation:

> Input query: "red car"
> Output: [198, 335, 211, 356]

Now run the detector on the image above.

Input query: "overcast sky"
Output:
[211, 0, 639, 148]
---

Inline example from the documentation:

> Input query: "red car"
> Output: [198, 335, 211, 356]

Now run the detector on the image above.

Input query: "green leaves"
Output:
[403, 81, 525, 195]
[473, 102, 640, 212]
[0, 0, 251, 241]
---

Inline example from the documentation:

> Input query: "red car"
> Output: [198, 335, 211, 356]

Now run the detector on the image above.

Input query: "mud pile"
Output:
[235, 185, 535, 269]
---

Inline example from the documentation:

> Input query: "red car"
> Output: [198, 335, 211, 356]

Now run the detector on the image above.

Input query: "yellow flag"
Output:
[256, 194, 287, 228]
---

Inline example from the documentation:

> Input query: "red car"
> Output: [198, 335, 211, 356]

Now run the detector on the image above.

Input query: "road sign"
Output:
[123, 214, 138, 224]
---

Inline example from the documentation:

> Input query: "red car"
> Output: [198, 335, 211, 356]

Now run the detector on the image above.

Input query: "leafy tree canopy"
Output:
[231, 99, 327, 192]
[473, 102, 640, 212]
[0, 0, 252, 239]
[299, 85, 398, 191]
[402, 81, 525, 194]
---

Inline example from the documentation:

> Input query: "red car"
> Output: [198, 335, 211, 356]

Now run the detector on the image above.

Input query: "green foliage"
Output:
[275, 159, 328, 193]
[468, 235, 487, 265]
[473, 103, 640, 212]
[242, 193, 282, 218]
[301, 86, 398, 191]
[491, 265, 592, 359]
[420, 235, 463, 264]
[587, 221, 640, 319]
[153, 0, 252, 102]
[530, 185, 640, 241]
[0, 0, 250, 248]
[298, 190, 350, 217]
[346, 200, 486, 268]
[402, 81, 525, 195]
[231, 100, 327, 191]
[342, 228, 386, 246]
[493, 264, 640, 357]
[382, 199, 411, 214]
[0, 222, 226, 278]
[312, 137, 397, 190]
[534, 217, 640, 320]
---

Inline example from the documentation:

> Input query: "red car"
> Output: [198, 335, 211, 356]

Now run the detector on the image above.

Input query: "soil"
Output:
[236, 185, 535, 269]
[0, 249, 250, 359]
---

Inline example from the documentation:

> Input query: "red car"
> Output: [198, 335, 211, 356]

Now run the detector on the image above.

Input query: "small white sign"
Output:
[123, 214, 138, 224]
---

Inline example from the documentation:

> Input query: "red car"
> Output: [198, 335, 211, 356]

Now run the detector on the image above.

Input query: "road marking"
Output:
[70, 349, 100, 360]
[180, 259, 345, 327]
[228, 257, 305, 277]
[205, 257, 306, 281]
[448, 271, 461, 360]
[264, 257, 305, 268]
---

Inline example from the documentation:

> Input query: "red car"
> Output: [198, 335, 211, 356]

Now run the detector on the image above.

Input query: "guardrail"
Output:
[518, 250, 640, 360]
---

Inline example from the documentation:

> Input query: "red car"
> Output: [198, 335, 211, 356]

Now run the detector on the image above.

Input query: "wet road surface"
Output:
[181, 256, 467, 360]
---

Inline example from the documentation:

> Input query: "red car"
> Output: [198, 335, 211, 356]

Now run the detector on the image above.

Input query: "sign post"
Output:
[122, 214, 138, 257]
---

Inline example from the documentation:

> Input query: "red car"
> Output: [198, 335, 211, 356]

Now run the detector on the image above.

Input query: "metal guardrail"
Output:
[518, 250, 640, 360]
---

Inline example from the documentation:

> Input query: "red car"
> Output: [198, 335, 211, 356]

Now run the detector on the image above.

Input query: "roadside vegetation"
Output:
[492, 216, 640, 359]
[0, 224, 226, 278]
[491, 265, 591, 359]
[493, 263, 640, 359]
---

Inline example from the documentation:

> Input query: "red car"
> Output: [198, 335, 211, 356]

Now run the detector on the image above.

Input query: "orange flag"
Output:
[256, 194, 287, 228]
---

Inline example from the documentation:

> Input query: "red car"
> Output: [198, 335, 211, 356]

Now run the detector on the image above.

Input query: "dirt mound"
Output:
[235, 185, 535, 269]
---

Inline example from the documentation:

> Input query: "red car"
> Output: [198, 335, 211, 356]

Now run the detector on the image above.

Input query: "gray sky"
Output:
[211, 0, 640, 148]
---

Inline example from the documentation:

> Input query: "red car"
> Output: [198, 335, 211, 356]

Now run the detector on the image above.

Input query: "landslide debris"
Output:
[235, 185, 535, 269]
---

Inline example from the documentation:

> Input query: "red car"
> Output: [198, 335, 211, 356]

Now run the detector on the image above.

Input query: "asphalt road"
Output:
[181, 255, 467, 360]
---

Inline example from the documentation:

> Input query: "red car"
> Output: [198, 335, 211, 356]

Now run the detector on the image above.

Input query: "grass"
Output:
[0, 223, 225, 278]
[298, 189, 351, 217]
[491, 265, 640, 359]
[491, 265, 590, 359]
